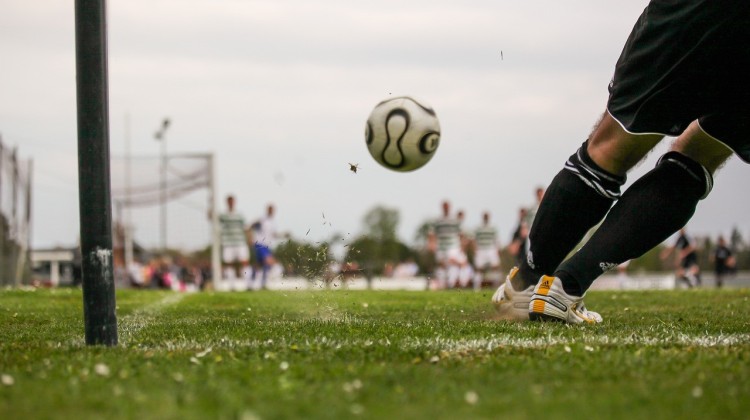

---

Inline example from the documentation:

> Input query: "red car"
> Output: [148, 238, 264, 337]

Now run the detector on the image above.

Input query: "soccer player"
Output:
[712, 236, 735, 288]
[494, 0, 749, 323]
[250, 203, 278, 290]
[507, 207, 529, 266]
[427, 200, 462, 289]
[472, 211, 501, 290]
[524, 186, 545, 231]
[660, 228, 701, 288]
[219, 195, 250, 284]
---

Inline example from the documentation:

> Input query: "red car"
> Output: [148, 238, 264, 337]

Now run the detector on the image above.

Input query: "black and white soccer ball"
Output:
[365, 96, 440, 172]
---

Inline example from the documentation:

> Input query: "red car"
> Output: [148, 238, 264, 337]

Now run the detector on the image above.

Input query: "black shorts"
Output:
[680, 253, 698, 270]
[607, 0, 750, 162]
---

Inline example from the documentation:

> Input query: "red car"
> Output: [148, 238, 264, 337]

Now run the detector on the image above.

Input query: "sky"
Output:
[1, 0, 748, 253]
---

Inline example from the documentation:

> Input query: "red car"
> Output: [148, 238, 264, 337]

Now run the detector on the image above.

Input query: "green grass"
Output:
[2, 287, 750, 419]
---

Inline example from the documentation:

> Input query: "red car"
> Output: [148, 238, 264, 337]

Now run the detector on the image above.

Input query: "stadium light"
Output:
[75, 0, 118, 346]
[154, 118, 170, 251]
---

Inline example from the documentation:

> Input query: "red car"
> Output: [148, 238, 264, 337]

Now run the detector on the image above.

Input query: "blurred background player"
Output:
[219, 195, 250, 286]
[250, 203, 278, 290]
[427, 200, 462, 289]
[507, 207, 529, 266]
[616, 260, 631, 290]
[472, 211, 501, 290]
[524, 186, 545, 231]
[661, 227, 701, 288]
[712, 235, 735, 288]
[511, 187, 544, 268]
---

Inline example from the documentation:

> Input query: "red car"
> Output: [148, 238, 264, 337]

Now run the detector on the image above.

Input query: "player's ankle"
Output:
[517, 263, 542, 290]
[555, 270, 584, 296]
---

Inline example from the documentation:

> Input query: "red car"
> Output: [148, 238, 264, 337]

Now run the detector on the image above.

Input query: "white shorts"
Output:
[436, 248, 466, 265]
[222, 244, 249, 264]
[474, 248, 500, 269]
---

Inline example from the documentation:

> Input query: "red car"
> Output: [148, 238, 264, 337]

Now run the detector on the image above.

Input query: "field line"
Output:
[130, 331, 750, 352]
[118, 293, 185, 344]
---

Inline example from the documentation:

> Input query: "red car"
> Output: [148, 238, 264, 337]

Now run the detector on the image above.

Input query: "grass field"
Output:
[2, 287, 750, 419]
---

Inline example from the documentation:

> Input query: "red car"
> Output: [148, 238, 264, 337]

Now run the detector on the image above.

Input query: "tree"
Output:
[344, 205, 414, 276]
[413, 220, 432, 248]
[731, 227, 745, 252]
[274, 238, 331, 281]
[363, 206, 399, 242]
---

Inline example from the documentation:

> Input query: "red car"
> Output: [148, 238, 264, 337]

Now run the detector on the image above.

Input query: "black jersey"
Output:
[714, 245, 733, 274]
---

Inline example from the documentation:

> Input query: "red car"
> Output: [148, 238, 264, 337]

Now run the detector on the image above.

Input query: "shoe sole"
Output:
[528, 311, 565, 322]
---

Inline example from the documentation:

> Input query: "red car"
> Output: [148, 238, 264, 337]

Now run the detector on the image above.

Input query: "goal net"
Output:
[109, 153, 220, 284]
[0, 136, 32, 286]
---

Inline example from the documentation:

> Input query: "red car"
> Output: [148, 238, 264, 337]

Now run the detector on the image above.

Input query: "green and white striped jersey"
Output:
[474, 225, 498, 250]
[433, 217, 461, 251]
[219, 212, 246, 246]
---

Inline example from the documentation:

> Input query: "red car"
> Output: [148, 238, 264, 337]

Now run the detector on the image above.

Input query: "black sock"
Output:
[515, 141, 624, 289]
[555, 152, 712, 295]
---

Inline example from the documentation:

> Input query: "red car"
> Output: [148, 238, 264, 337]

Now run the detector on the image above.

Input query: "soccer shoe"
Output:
[528, 275, 603, 324]
[491, 267, 535, 321]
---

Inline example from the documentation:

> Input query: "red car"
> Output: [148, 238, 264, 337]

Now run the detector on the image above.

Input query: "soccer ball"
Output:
[365, 96, 440, 172]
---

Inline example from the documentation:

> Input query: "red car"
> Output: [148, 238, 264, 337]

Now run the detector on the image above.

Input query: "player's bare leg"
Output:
[672, 121, 734, 174]
[587, 112, 664, 176]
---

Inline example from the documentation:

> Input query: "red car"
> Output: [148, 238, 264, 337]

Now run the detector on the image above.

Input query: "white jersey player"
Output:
[219, 195, 250, 282]
[428, 201, 464, 289]
[250, 203, 278, 290]
[473, 211, 501, 289]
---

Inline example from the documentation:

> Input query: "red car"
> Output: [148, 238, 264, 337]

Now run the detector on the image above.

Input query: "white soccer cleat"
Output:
[528, 275, 603, 324]
[492, 267, 535, 321]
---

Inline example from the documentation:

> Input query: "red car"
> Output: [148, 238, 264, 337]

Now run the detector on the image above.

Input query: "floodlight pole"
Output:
[155, 118, 170, 251]
[75, 0, 118, 346]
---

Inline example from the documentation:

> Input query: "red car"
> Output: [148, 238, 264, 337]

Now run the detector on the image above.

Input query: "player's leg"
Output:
[238, 245, 251, 289]
[457, 252, 472, 288]
[446, 263, 460, 289]
[715, 270, 724, 288]
[473, 250, 492, 289]
[249, 244, 261, 289]
[689, 263, 702, 287]
[675, 265, 691, 289]
[552, 121, 732, 297]
[222, 246, 239, 282]
[515, 112, 662, 290]
[261, 252, 276, 289]
[445, 250, 461, 289]
[255, 245, 272, 290]
[433, 251, 447, 289]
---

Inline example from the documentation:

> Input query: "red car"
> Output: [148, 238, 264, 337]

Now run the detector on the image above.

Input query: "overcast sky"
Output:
[2, 0, 748, 253]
